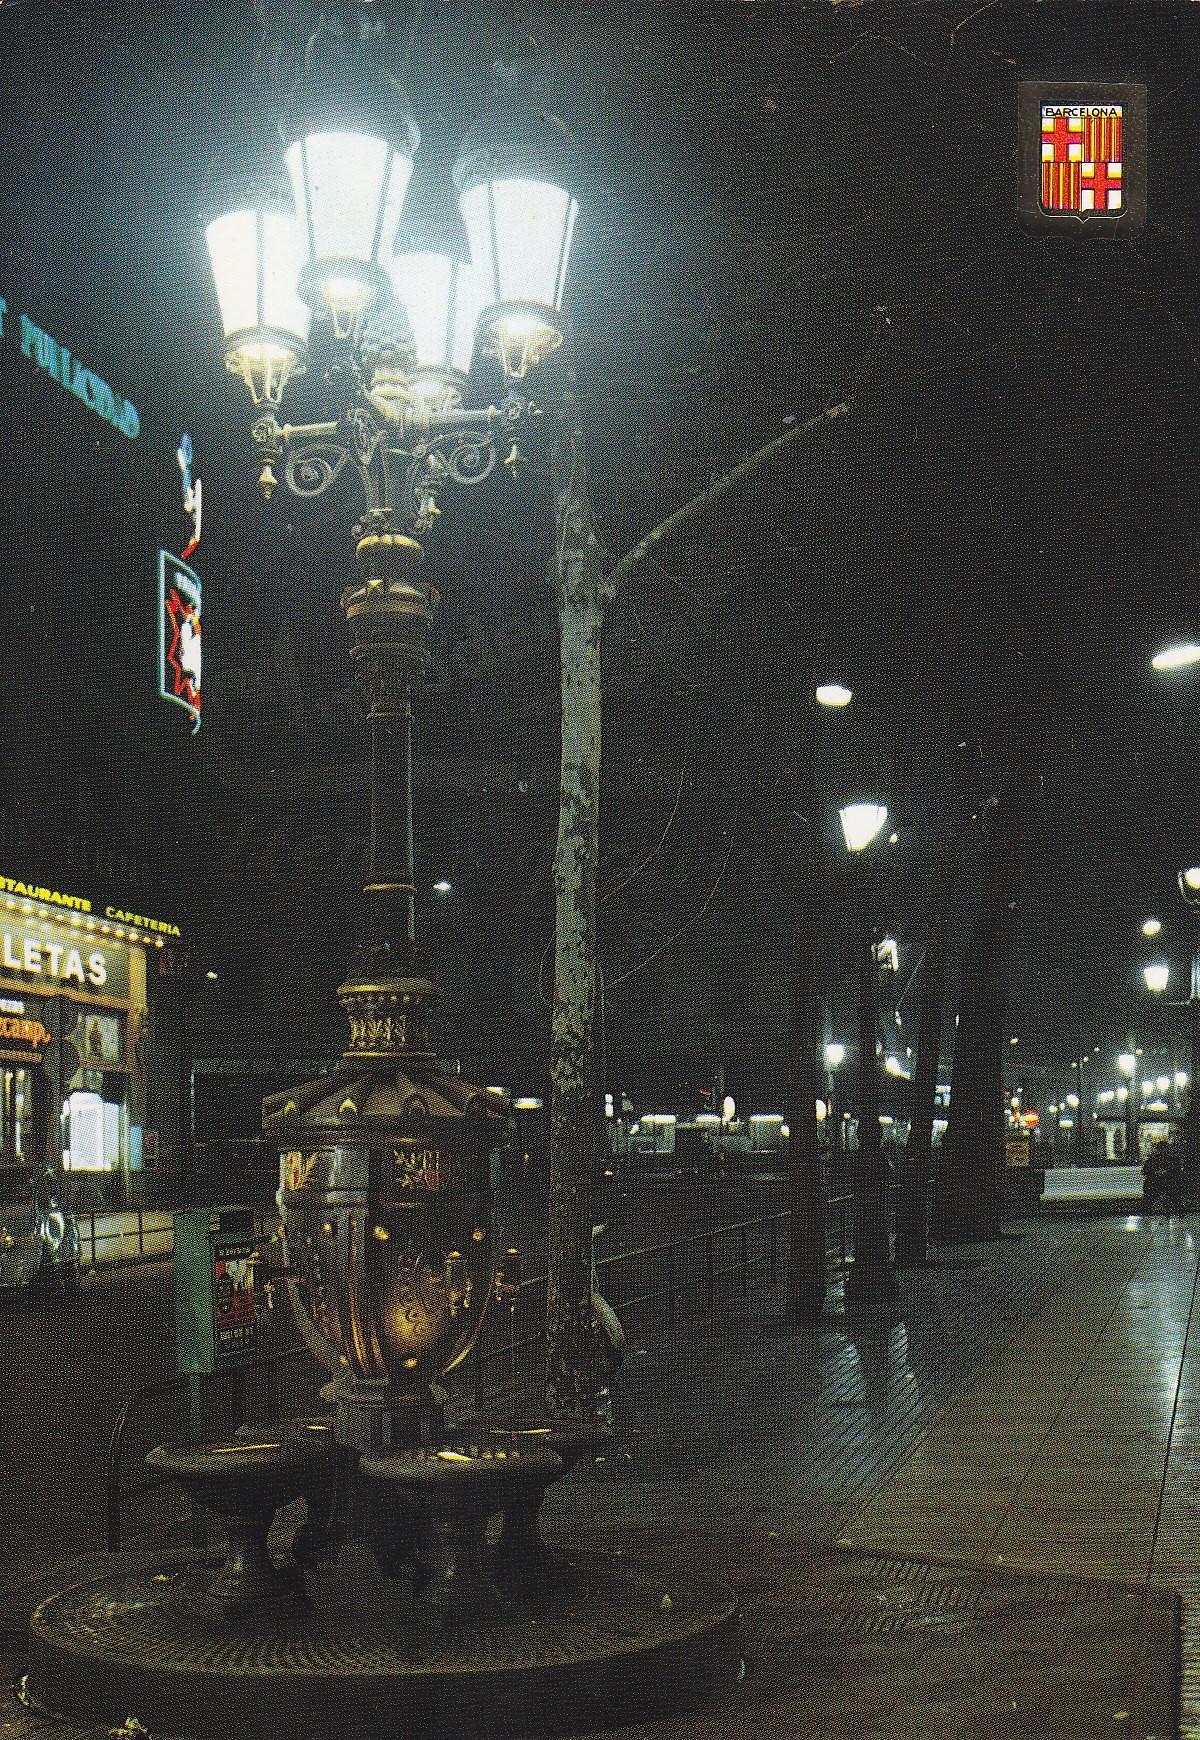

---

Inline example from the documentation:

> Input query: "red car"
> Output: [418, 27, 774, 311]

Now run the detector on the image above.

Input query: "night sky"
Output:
[2, 0, 1199, 1113]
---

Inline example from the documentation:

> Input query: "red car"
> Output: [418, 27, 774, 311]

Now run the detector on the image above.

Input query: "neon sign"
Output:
[177, 433, 202, 560]
[0, 300, 140, 439]
[158, 551, 202, 733]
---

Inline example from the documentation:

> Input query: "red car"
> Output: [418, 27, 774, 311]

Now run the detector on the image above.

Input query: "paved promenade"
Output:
[544, 1211, 1200, 1735]
[1, 1208, 1195, 1736]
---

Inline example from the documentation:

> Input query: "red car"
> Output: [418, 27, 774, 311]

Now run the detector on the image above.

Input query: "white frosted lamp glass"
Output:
[388, 254, 484, 373]
[389, 249, 453, 366]
[458, 174, 576, 377]
[1143, 962, 1170, 994]
[838, 802, 888, 854]
[460, 177, 575, 311]
[205, 205, 310, 405]
[287, 130, 413, 322]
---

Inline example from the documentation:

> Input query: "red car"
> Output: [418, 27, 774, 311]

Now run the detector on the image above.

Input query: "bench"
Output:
[1040, 1164, 1144, 1205]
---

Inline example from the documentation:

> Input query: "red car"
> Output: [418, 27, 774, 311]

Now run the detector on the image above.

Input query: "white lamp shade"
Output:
[205, 207, 311, 351]
[286, 130, 413, 304]
[825, 1042, 846, 1068]
[388, 252, 484, 372]
[1144, 962, 1170, 994]
[839, 801, 888, 853]
[1118, 1053, 1136, 1076]
[459, 177, 577, 314]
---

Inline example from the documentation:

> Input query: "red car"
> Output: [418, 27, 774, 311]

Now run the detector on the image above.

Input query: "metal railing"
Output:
[103, 1193, 861, 1549]
[467, 1197, 856, 1410]
[104, 1343, 315, 1551]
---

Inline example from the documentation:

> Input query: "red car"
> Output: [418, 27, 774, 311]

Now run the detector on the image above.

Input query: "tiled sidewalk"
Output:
[546, 1213, 1197, 1728]
[839, 1215, 1200, 1733]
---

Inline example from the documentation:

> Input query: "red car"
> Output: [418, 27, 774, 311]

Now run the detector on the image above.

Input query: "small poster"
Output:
[213, 1244, 257, 1359]
[1005, 1133, 1031, 1169]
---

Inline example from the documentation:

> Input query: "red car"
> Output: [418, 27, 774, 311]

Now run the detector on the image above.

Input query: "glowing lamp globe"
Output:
[388, 252, 483, 373]
[1142, 917, 1163, 938]
[205, 189, 311, 406]
[453, 93, 578, 379]
[1181, 866, 1200, 905]
[838, 802, 888, 854]
[825, 1042, 846, 1069]
[286, 128, 416, 328]
[1144, 962, 1170, 994]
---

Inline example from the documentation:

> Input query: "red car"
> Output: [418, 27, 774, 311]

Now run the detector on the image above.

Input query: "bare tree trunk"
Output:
[895, 843, 962, 1266]
[935, 751, 1040, 1242]
[785, 873, 825, 1322]
[545, 416, 605, 1422]
[543, 392, 854, 1413]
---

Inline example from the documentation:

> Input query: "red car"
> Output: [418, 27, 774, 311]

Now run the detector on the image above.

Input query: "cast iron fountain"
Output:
[22, 517, 740, 1739]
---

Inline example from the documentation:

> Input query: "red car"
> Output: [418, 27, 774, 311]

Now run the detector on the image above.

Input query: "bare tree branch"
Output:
[604, 831, 737, 993]
[604, 400, 852, 598]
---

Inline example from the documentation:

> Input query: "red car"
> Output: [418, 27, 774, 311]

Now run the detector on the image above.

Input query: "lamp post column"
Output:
[1125, 1034, 1138, 1167]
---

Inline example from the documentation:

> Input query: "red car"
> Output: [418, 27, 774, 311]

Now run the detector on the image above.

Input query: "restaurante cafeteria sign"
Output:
[0, 296, 139, 439]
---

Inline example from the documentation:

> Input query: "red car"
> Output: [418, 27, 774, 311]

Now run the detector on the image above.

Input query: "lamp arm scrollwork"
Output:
[251, 391, 539, 528]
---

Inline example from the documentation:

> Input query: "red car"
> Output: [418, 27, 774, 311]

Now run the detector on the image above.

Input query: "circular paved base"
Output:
[25, 1551, 740, 1740]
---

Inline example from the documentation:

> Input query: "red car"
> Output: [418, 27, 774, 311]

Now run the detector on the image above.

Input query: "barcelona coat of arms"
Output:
[1018, 82, 1145, 235]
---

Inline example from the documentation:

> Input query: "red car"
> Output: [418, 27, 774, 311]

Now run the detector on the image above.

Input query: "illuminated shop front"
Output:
[0, 873, 182, 1203]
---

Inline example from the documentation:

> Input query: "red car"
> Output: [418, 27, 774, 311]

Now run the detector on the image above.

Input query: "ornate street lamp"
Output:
[204, 172, 312, 406]
[838, 797, 898, 1315]
[18, 23, 742, 1739]
[453, 86, 578, 379]
[282, 15, 419, 332]
[388, 203, 485, 415]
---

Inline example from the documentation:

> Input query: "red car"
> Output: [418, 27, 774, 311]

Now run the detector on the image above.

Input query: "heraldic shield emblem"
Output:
[1018, 82, 1146, 235]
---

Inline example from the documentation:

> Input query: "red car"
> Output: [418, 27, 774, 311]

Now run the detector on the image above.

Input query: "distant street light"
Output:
[823, 1041, 845, 1151]
[433, 879, 452, 896]
[1152, 642, 1200, 672]
[837, 797, 897, 1316]
[815, 682, 853, 709]
[838, 802, 888, 854]
[1144, 962, 1170, 995]
[1142, 917, 1163, 938]
[1118, 1052, 1137, 1076]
